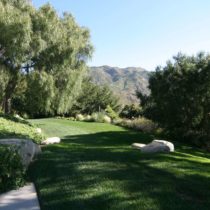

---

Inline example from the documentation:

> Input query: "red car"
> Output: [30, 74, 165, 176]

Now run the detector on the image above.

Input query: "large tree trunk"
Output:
[2, 68, 20, 114]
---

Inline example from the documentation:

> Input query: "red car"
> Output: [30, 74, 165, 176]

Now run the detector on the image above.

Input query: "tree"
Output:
[23, 71, 54, 117]
[53, 65, 86, 115]
[70, 78, 120, 115]
[0, 0, 93, 113]
[143, 53, 210, 145]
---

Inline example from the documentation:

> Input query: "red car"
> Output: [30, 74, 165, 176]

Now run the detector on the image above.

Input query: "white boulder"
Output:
[0, 139, 41, 167]
[42, 137, 61, 145]
[132, 140, 174, 153]
[141, 140, 174, 153]
[131, 143, 146, 149]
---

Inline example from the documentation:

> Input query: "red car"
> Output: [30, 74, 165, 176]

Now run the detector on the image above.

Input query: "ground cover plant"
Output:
[29, 118, 210, 210]
[0, 115, 44, 144]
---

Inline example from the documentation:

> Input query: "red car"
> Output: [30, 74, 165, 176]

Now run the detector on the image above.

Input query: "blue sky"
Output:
[33, 0, 210, 70]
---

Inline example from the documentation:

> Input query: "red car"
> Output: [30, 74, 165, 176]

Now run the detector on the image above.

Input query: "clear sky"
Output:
[33, 0, 210, 70]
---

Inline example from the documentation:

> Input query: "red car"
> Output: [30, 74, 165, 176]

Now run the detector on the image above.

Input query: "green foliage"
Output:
[0, 0, 93, 115]
[120, 104, 142, 119]
[22, 71, 54, 117]
[0, 0, 32, 65]
[0, 145, 25, 193]
[143, 53, 210, 146]
[0, 115, 44, 144]
[53, 67, 86, 115]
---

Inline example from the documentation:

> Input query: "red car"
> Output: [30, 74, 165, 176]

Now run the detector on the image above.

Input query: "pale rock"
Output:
[0, 139, 41, 167]
[141, 140, 174, 153]
[42, 137, 61, 145]
[131, 143, 146, 149]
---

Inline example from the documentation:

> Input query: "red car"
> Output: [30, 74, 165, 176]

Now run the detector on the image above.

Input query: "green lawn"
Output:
[29, 118, 210, 210]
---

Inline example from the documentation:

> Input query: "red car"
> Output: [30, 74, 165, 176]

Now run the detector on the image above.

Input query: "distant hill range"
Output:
[89, 66, 150, 105]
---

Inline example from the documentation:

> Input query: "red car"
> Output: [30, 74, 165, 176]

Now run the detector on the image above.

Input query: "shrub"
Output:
[91, 112, 109, 123]
[0, 145, 26, 193]
[76, 114, 85, 121]
[119, 117, 157, 133]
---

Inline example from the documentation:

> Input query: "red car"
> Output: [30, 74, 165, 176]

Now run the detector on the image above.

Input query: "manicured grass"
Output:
[29, 118, 210, 210]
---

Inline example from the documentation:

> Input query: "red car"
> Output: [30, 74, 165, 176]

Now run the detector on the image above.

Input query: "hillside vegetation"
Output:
[90, 66, 150, 104]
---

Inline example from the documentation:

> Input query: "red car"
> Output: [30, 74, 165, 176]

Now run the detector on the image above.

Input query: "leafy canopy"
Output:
[0, 0, 93, 115]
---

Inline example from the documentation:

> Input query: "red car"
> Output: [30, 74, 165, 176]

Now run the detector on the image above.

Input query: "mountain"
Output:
[89, 66, 150, 105]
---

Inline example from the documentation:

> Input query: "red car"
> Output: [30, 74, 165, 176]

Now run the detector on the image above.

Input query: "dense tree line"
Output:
[0, 0, 118, 117]
[139, 53, 210, 146]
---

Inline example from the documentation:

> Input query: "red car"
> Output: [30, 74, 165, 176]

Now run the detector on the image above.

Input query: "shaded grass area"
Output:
[29, 119, 210, 210]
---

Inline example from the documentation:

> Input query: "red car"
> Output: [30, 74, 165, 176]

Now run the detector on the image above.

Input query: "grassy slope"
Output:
[29, 118, 210, 210]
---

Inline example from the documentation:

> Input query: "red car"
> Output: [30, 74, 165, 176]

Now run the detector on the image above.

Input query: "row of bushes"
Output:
[57, 112, 112, 123]
[58, 112, 158, 134]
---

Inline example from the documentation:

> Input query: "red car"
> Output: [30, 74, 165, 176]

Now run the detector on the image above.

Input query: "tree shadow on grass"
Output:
[29, 131, 210, 210]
